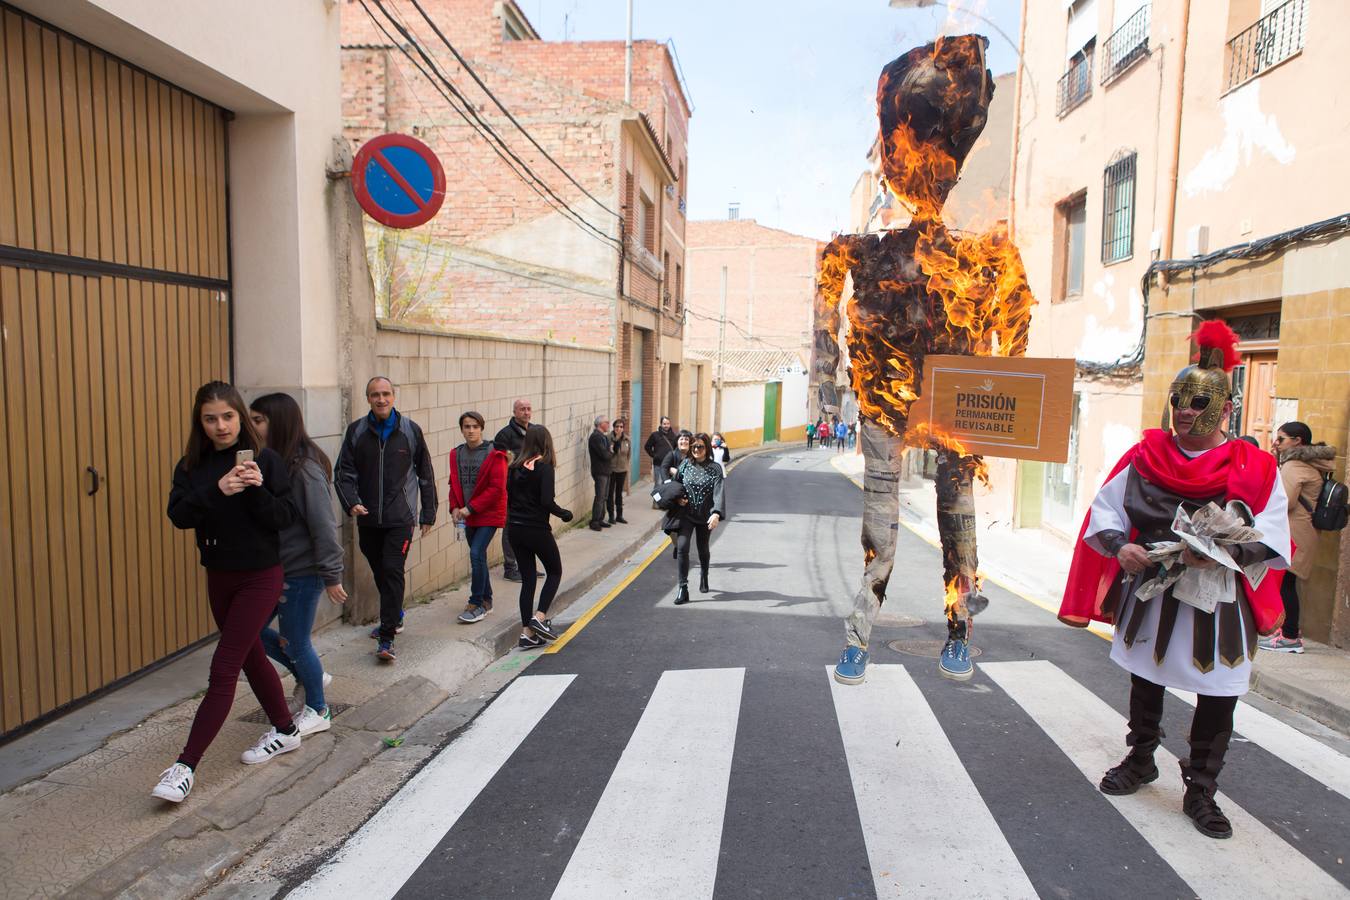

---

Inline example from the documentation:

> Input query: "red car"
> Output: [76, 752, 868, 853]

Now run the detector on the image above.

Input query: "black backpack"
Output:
[1300, 473, 1349, 531]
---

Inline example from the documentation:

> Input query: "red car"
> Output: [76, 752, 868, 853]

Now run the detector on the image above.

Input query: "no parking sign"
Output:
[351, 133, 446, 228]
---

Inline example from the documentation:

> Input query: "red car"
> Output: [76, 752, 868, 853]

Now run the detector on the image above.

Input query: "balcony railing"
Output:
[1057, 52, 1093, 117]
[1225, 0, 1308, 92]
[1100, 4, 1150, 86]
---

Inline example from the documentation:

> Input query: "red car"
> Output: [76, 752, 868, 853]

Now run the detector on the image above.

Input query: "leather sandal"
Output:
[1099, 755, 1159, 795]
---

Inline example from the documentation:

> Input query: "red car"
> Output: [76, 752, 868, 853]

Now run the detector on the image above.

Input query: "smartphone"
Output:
[236, 449, 255, 467]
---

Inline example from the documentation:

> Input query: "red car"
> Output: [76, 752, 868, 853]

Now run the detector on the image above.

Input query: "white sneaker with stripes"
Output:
[151, 762, 194, 803]
[240, 727, 302, 765]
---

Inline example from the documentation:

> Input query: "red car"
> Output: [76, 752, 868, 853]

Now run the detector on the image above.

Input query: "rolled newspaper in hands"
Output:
[1134, 501, 1268, 613]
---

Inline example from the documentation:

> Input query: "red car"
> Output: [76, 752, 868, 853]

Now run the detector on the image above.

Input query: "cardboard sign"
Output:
[911, 356, 1075, 462]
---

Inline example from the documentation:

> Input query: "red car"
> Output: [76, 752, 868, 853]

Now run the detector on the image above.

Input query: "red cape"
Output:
[1058, 430, 1287, 635]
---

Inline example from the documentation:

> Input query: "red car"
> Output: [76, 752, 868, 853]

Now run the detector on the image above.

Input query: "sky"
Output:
[524, 0, 1023, 241]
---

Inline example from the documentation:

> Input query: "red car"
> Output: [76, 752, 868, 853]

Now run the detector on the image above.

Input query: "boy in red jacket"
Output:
[449, 411, 509, 623]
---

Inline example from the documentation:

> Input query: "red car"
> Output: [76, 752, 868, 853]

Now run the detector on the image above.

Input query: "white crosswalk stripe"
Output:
[291, 663, 1350, 899]
[290, 673, 575, 900]
[1169, 687, 1350, 801]
[828, 664, 1038, 899]
[551, 667, 745, 900]
[984, 660, 1347, 899]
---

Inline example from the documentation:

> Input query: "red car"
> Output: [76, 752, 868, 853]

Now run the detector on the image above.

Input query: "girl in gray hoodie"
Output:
[250, 393, 347, 735]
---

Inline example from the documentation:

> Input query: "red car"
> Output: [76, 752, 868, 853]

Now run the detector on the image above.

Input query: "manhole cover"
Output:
[241, 701, 353, 724]
[886, 639, 982, 659]
[876, 613, 926, 628]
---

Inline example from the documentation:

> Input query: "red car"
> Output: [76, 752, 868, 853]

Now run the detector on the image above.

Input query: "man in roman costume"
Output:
[1059, 321, 1291, 839]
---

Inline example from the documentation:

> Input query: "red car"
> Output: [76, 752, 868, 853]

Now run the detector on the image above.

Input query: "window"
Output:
[640, 192, 656, 252]
[1054, 192, 1087, 301]
[623, 170, 636, 241]
[1100, 2, 1149, 86]
[663, 252, 672, 307]
[1101, 152, 1136, 264]
[1057, 40, 1095, 116]
[675, 263, 683, 310]
[1225, 0, 1308, 91]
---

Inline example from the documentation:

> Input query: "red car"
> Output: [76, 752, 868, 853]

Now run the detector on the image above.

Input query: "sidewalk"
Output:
[0, 446, 785, 898]
[831, 453, 1350, 736]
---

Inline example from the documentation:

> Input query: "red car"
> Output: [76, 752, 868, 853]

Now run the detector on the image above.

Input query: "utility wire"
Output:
[368, 0, 618, 247]
[361, 0, 621, 249]
[406, 0, 620, 218]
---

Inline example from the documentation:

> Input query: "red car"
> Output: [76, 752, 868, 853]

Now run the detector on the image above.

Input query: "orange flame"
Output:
[942, 573, 979, 620]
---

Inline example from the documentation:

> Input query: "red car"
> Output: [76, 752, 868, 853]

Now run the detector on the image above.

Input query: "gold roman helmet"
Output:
[1162, 320, 1240, 437]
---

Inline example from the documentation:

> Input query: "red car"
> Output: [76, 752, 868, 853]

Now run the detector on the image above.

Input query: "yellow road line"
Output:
[828, 456, 1111, 642]
[542, 536, 673, 654]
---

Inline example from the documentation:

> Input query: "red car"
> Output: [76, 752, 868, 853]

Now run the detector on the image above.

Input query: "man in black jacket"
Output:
[588, 415, 613, 531]
[335, 377, 437, 661]
[644, 416, 676, 466]
[493, 398, 540, 580]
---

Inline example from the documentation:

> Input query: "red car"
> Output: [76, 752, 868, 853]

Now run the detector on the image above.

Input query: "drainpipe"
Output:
[624, 0, 633, 105]
[1008, 0, 1029, 239]
[1159, 0, 1192, 288]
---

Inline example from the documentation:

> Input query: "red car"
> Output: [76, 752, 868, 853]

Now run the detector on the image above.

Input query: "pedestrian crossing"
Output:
[293, 663, 1350, 900]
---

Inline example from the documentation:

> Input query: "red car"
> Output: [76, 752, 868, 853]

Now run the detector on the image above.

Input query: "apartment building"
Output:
[1014, 0, 1350, 642]
[341, 0, 691, 477]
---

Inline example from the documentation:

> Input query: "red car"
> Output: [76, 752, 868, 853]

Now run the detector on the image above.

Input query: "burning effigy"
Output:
[819, 35, 1035, 684]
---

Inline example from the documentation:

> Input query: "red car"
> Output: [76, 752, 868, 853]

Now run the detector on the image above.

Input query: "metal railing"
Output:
[1226, 0, 1308, 91]
[1057, 52, 1093, 117]
[1100, 4, 1150, 86]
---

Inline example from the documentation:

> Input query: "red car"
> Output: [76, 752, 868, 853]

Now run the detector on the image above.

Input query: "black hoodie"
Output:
[167, 444, 296, 570]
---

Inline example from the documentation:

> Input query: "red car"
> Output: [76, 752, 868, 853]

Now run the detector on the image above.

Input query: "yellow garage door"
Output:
[0, 4, 230, 735]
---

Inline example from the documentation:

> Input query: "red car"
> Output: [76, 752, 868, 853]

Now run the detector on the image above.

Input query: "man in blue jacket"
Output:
[335, 377, 437, 662]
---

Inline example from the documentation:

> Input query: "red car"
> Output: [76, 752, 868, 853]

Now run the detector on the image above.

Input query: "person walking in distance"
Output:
[835, 419, 849, 453]
[673, 433, 726, 605]
[154, 382, 301, 803]
[506, 427, 574, 648]
[493, 399, 540, 581]
[608, 417, 631, 525]
[806, 421, 816, 450]
[644, 416, 678, 470]
[588, 416, 613, 531]
[1261, 421, 1337, 653]
[334, 377, 437, 663]
[450, 411, 509, 625]
[248, 393, 347, 737]
[710, 432, 733, 475]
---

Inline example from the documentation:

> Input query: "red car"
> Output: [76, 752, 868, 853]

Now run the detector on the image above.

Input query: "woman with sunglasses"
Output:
[672, 432, 725, 604]
[1262, 422, 1336, 653]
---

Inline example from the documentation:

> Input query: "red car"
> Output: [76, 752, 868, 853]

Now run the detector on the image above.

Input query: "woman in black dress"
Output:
[673, 432, 725, 605]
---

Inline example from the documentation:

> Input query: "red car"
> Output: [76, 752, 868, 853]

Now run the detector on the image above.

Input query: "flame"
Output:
[942, 572, 980, 621]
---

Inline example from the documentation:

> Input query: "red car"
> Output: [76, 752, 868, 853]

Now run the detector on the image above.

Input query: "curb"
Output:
[1249, 668, 1350, 736]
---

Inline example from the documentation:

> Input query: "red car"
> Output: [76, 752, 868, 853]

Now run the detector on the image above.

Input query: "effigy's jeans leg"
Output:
[845, 418, 903, 649]
[935, 450, 986, 632]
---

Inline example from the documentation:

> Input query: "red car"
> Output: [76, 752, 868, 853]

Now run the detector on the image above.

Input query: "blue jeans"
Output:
[261, 574, 327, 712]
[465, 525, 497, 607]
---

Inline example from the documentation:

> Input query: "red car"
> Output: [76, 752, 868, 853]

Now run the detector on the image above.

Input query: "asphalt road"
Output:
[291, 449, 1350, 900]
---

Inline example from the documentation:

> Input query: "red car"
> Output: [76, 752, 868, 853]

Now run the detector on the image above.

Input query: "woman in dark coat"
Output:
[672, 432, 725, 605]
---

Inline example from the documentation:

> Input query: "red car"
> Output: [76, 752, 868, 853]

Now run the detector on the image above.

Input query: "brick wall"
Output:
[374, 322, 614, 601]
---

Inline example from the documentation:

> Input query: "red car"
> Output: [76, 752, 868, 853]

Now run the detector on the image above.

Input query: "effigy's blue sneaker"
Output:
[833, 646, 870, 685]
[939, 635, 974, 681]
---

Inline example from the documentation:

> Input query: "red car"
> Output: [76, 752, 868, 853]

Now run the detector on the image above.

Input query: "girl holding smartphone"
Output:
[249, 393, 347, 735]
[155, 382, 301, 803]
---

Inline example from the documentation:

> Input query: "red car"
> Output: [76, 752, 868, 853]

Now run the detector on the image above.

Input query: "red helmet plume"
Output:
[1191, 320, 1241, 372]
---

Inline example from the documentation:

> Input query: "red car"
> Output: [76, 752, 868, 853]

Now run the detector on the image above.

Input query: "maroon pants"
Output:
[178, 565, 294, 769]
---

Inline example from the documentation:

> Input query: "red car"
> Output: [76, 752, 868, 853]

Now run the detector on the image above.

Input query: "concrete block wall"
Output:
[374, 323, 614, 602]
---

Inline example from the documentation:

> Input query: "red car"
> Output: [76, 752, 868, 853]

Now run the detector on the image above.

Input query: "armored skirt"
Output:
[1083, 445, 1290, 696]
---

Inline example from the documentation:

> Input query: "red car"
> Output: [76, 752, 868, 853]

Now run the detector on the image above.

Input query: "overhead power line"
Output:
[406, 0, 620, 219]
[359, 0, 621, 250]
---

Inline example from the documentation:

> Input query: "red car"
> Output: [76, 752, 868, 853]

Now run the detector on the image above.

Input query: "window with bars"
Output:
[663, 251, 672, 308]
[1225, 0, 1308, 92]
[675, 263, 683, 311]
[1101, 153, 1136, 264]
